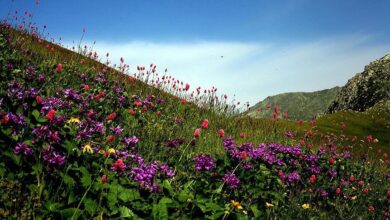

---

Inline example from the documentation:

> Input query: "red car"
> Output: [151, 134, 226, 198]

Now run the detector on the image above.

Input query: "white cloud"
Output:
[66, 36, 390, 105]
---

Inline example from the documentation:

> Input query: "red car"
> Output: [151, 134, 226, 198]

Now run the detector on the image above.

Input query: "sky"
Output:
[1, 0, 390, 105]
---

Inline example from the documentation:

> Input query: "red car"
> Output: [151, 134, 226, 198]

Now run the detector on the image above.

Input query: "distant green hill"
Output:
[246, 87, 341, 120]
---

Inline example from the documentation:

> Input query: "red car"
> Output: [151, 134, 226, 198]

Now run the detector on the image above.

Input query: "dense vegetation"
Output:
[246, 87, 340, 120]
[0, 14, 389, 219]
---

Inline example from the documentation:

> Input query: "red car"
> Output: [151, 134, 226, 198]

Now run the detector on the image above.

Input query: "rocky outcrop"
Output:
[327, 54, 390, 113]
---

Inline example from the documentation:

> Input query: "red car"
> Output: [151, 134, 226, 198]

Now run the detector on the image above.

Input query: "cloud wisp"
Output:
[70, 36, 390, 105]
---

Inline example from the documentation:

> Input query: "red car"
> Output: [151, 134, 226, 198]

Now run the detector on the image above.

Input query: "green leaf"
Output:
[83, 197, 97, 216]
[250, 204, 262, 217]
[163, 180, 173, 195]
[80, 167, 92, 188]
[118, 187, 139, 202]
[45, 202, 62, 212]
[108, 184, 119, 210]
[60, 173, 76, 187]
[60, 208, 81, 219]
[119, 206, 136, 218]
[32, 109, 47, 123]
[152, 203, 168, 220]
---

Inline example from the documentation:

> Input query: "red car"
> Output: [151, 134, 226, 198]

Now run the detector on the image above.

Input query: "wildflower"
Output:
[123, 136, 139, 147]
[239, 132, 246, 138]
[309, 175, 316, 184]
[241, 151, 247, 160]
[286, 171, 301, 183]
[36, 95, 42, 104]
[110, 125, 123, 135]
[56, 63, 62, 73]
[84, 84, 89, 91]
[335, 187, 341, 195]
[111, 159, 126, 173]
[285, 131, 295, 138]
[349, 175, 355, 182]
[366, 135, 373, 143]
[193, 154, 215, 171]
[106, 135, 115, 143]
[358, 180, 364, 187]
[129, 109, 135, 116]
[107, 112, 117, 121]
[101, 175, 107, 184]
[218, 129, 225, 138]
[67, 117, 80, 124]
[82, 144, 93, 154]
[368, 205, 375, 212]
[351, 196, 357, 200]
[201, 119, 209, 129]
[329, 157, 335, 165]
[14, 143, 33, 156]
[363, 188, 369, 194]
[265, 202, 274, 208]
[194, 128, 200, 138]
[46, 109, 56, 121]
[185, 83, 190, 91]
[302, 204, 310, 209]
[231, 200, 243, 210]
[107, 148, 116, 154]
[223, 172, 240, 189]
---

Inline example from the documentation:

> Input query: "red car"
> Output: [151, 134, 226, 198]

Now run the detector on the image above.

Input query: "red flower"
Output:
[239, 132, 246, 138]
[84, 84, 90, 91]
[309, 175, 316, 184]
[308, 188, 313, 193]
[363, 188, 369, 194]
[329, 157, 335, 165]
[194, 128, 200, 138]
[218, 129, 225, 138]
[368, 205, 375, 212]
[358, 180, 364, 187]
[156, 111, 161, 117]
[366, 135, 373, 142]
[101, 175, 107, 184]
[36, 95, 42, 104]
[387, 188, 390, 197]
[185, 83, 190, 91]
[201, 119, 209, 129]
[129, 109, 135, 116]
[46, 109, 56, 121]
[241, 151, 247, 160]
[1, 114, 9, 125]
[283, 112, 288, 119]
[56, 63, 62, 73]
[112, 159, 126, 173]
[107, 135, 115, 143]
[335, 188, 341, 195]
[349, 175, 355, 182]
[107, 112, 116, 121]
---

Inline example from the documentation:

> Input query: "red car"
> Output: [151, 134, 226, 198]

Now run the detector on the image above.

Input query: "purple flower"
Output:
[343, 151, 352, 159]
[123, 136, 139, 146]
[328, 169, 338, 178]
[110, 125, 123, 135]
[285, 131, 295, 138]
[193, 154, 215, 171]
[223, 172, 240, 189]
[41, 146, 66, 166]
[286, 171, 301, 183]
[164, 139, 184, 148]
[14, 143, 33, 156]
[159, 164, 175, 178]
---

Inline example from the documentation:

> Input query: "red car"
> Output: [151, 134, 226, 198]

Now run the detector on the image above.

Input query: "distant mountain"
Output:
[246, 87, 341, 120]
[327, 54, 390, 113]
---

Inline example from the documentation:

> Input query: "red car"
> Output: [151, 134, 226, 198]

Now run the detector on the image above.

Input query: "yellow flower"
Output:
[302, 203, 310, 209]
[82, 144, 93, 154]
[351, 196, 357, 200]
[67, 117, 80, 124]
[231, 200, 243, 210]
[107, 148, 116, 154]
[265, 202, 274, 208]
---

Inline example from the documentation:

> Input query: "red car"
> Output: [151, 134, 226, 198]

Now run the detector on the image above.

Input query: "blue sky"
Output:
[1, 0, 390, 105]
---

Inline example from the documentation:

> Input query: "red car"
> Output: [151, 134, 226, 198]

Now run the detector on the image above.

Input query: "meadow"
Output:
[0, 10, 389, 219]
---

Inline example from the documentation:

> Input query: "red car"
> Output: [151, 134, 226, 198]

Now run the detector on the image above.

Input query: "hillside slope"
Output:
[327, 54, 390, 113]
[247, 87, 340, 120]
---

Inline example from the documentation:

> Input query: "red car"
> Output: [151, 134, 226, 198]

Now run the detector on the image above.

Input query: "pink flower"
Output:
[218, 129, 225, 138]
[201, 119, 209, 129]
[194, 128, 200, 138]
[56, 63, 62, 73]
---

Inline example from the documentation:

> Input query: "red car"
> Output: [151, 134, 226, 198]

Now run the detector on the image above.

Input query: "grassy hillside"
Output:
[247, 87, 341, 120]
[0, 21, 389, 220]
